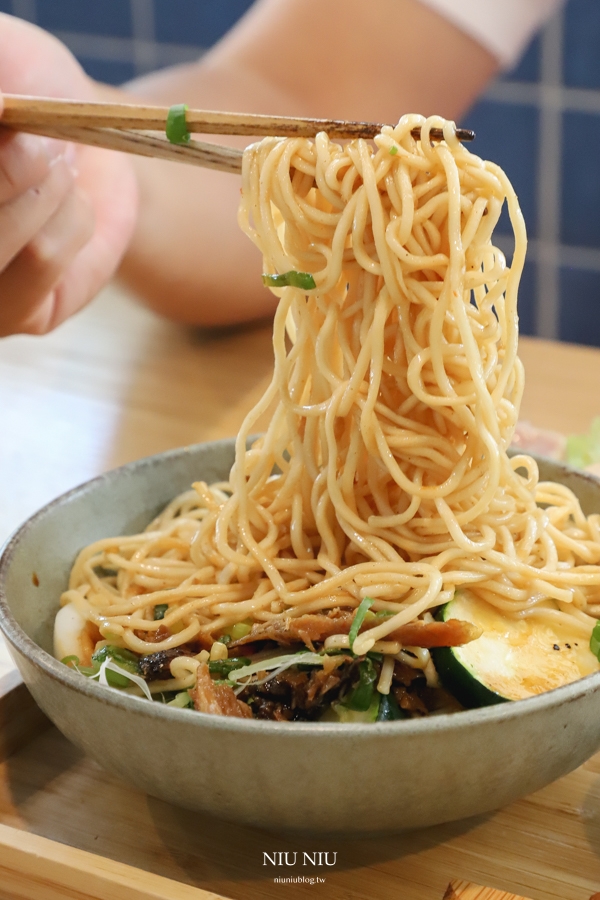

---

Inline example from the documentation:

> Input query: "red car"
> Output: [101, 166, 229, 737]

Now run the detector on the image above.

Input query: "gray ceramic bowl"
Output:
[2, 439, 600, 833]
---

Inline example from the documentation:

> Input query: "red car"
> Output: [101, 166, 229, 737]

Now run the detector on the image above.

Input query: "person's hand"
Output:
[0, 14, 138, 336]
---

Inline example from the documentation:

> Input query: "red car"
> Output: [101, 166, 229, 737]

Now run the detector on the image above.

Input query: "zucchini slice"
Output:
[431, 591, 599, 708]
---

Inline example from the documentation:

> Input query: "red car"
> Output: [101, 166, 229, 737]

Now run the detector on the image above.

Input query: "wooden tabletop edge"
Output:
[0, 822, 231, 900]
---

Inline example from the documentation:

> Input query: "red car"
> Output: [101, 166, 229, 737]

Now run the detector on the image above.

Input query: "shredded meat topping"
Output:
[390, 619, 481, 648]
[230, 611, 480, 650]
[230, 611, 354, 650]
[192, 662, 252, 718]
[134, 624, 170, 644]
[238, 656, 357, 721]
[392, 661, 463, 716]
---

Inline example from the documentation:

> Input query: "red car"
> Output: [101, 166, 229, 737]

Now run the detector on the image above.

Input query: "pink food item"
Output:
[511, 421, 566, 460]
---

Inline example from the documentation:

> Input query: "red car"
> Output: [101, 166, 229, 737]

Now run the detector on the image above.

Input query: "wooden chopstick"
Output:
[1, 94, 476, 142]
[11, 121, 244, 174]
[0, 94, 475, 175]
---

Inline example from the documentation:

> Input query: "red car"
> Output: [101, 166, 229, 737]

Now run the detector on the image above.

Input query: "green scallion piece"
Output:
[91, 645, 140, 688]
[262, 271, 316, 290]
[348, 596, 375, 650]
[389, 145, 398, 155]
[208, 657, 251, 677]
[228, 622, 252, 640]
[92, 645, 140, 674]
[377, 692, 407, 721]
[154, 603, 168, 620]
[167, 690, 193, 709]
[61, 655, 80, 668]
[344, 658, 378, 711]
[590, 621, 600, 659]
[166, 103, 191, 145]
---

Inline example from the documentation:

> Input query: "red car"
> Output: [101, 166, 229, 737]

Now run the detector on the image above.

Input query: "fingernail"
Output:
[45, 141, 79, 177]
[63, 142, 79, 177]
[63, 142, 77, 168]
[37, 136, 66, 162]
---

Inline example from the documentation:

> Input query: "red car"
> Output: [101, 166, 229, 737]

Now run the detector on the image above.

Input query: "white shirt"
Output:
[418, 0, 564, 68]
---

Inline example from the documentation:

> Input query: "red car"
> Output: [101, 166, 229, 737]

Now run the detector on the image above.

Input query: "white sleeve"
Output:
[416, 0, 565, 69]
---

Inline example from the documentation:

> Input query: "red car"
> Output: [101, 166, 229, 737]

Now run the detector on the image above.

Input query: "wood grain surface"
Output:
[445, 882, 534, 899]
[0, 821, 229, 900]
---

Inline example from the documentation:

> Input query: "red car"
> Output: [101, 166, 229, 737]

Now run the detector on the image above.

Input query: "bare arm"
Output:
[117, 0, 499, 326]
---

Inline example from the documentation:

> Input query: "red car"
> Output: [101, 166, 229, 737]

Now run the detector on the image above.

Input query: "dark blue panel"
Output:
[559, 267, 600, 346]
[564, 0, 600, 89]
[516, 260, 536, 337]
[79, 58, 137, 85]
[462, 100, 539, 239]
[37, 0, 132, 37]
[561, 112, 600, 247]
[500, 34, 541, 84]
[0, 2, 13, 13]
[154, 0, 256, 47]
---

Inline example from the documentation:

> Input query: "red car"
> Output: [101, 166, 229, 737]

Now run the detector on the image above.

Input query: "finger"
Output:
[0, 129, 65, 204]
[0, 184, 94, 336]
[0, 155, 74, 270]
[39, 145, 139, 333]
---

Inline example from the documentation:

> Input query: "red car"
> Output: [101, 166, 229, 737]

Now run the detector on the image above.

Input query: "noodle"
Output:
[58, 114, 600, 711]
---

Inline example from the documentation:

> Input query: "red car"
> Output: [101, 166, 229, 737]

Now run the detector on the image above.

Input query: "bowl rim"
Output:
[2, 439, 600, 738]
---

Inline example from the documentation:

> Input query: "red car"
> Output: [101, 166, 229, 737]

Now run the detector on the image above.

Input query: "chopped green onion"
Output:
[363, 609, 394, 625]
[93, 644, 140, 672]
[92, 645, 140, 686]
[61, 655, 80, 668]
[376, 692, 407, 721]
[94, 657, 153, 700]
[217, 634, 231, 645]
[77, 665, 99, 677]
[154, 604, 168, 620]
[228, 622, 252, 641]
[348, 597, 375, 650]
[208, 657, 251, 677]
[72, 653, 152, 700]
[153, 692, 176, 703]
[389, 145, 398, 156]
[262, 271, 316, 290]
[167, 690, 193, 709]
[166, 103, 191, 145]
[332, 693, 380, 723]
[344, 658, 378, 711]
[590, 621, 600, 659]
[227, 651, 325, 685]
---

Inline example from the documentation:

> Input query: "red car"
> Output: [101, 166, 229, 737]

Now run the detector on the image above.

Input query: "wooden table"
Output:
[2, 284, 600, 900]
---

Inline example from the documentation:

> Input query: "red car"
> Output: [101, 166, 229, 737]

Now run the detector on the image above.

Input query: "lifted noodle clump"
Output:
[58, 115, 600, 713]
